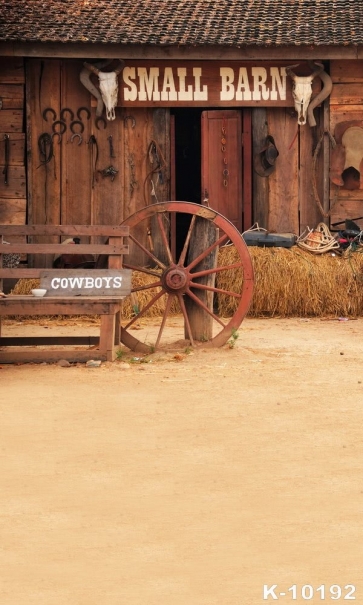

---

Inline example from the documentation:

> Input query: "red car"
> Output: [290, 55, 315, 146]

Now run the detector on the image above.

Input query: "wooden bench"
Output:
[0, 225, 131, 363]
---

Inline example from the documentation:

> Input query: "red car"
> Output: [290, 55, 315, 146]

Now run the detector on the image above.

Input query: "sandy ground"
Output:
[1, 315, 363, 605]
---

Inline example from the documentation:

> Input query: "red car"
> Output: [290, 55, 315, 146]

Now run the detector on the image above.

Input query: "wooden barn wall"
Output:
[26, 59, 170, 260]
[0, 57, 26, 232]
[329, 60, 363, 228]
[252, 105, 324, 235]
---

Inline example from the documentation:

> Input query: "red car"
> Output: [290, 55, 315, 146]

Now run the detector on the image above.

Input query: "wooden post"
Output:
[185, 216, 218, 341]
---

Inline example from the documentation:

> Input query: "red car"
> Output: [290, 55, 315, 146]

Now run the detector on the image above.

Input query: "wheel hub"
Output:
[163, 266, 188, 292]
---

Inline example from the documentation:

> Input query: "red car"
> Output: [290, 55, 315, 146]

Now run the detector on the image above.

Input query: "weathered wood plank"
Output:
[26, 59, 61, 227]
[299, 116, 323, 230]
[252, 108, 269, 228]
[0, 41, 359, 61]
[330, 106, 363, 131]
[330, 83, 363, 106]
[0, 224, 129, 236]
[0, 57, 25, 84]
[0, 110, 23, 133]
[0, 84, 24, 109]
[0, 198, 26, 224]
[0, 336, 99, 346]
[330, 60, 363, 83]
[92, 107, 124, 232]
[266, 108, 299, 233]
[0, 133, 25, 165]
[0, 165, 26, 198]
[60, 61, 93, 226]
[0, 243, 129, 255]
[329, 199, 363, 227]
[0, 296, 123, 315]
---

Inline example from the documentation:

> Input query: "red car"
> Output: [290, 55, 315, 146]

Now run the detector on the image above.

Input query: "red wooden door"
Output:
[201, 109, 252, 231]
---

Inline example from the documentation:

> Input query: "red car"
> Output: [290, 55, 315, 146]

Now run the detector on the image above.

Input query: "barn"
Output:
[1, 0, 363, 237]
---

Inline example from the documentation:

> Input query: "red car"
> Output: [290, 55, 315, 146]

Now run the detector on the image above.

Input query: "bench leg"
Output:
[99, 314, 118, 362]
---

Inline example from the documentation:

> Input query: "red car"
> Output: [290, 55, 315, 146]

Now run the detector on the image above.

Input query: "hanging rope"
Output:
[143, 140, 166, 206]
[312, 130, 340, 218]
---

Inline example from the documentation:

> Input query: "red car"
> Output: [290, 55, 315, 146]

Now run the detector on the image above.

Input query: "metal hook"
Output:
[70, 133, 83, 145]
[77, 106, 91, 121]
[51, 132, 62, 144]
[52, 120, 67, 135]
[70, 120, 85, 134]
[95, 116, 107, 130]
[60, 107, 75, 121]
[42, 107, 57, 122]
[124, 115, 136, 129]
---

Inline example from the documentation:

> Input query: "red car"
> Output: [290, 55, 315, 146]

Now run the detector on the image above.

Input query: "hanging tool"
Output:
[108, 135, 116, 158]
[88, 135, 99, 188]
[98, 165, 118, 181]
[37, 133, 53, 167]
[3, 134, 9, 185]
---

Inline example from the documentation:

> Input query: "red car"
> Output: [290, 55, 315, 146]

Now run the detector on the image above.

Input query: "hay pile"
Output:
[217, 245, 363, 318]
[10, 247, 363, 319]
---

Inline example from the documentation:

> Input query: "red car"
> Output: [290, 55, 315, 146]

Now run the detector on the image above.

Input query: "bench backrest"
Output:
[0, 224, 130, 294]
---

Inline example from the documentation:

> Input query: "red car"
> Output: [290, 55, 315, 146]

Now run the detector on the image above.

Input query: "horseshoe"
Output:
[124, 115, 136, 129]
[51, 132, 62, 144]
[52, 120, 67, 135]
[70, 120, 85, 134]
[95, 116, 107, 130]
[77, 106, 91, 121]
[61, 108, 74, 121]
[70, 133, 82, 145]
[42, 107, 57, 122]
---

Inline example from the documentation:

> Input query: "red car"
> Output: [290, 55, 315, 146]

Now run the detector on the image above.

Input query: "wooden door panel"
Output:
[201, 110, 242, 231]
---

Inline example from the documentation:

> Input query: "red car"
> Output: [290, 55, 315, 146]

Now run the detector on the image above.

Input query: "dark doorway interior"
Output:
[172, 108, 202, 203]
[171, 108, 203, 259]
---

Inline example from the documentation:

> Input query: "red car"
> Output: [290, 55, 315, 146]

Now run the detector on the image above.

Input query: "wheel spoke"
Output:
[157, 213, 174, 264]
[124, 289, 165, 329]
[129, 234, 166, 270]
[132, 280, 162, 293]
[186, 232, 229, 272]
[191, 261, 244, 279]
[177, 293, 195, 347]
[178, 214, 196, 266]
[155, 293, 174, 349]
[190, 282, 242, 298]
[185, 288, 226, 327]
[123, 263, 162, 278]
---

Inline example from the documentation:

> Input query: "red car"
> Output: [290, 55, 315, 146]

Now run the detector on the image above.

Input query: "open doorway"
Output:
[171, 108, 203, 258]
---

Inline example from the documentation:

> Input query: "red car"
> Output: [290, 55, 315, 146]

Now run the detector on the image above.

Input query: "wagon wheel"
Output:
[120, 201, 254, 352]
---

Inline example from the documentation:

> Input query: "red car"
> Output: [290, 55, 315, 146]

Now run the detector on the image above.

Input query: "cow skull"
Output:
[285, 62, 333, 126]
[80, 59, 124, 120]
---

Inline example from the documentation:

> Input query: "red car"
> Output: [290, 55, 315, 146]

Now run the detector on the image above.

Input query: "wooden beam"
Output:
[0, 42, 360, 61]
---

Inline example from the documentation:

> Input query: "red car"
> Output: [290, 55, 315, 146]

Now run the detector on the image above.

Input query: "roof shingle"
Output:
[1, 0, 362, 47]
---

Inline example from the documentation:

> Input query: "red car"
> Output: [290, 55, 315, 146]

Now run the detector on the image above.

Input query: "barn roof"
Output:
[1, 0, 363, 48]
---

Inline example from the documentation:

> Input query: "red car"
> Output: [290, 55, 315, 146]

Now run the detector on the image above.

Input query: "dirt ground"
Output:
[2, 315, 363, 605]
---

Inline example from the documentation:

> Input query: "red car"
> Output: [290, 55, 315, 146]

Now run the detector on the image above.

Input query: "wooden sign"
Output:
[40, 269, 132, 297]
[117, 60, 320, 108]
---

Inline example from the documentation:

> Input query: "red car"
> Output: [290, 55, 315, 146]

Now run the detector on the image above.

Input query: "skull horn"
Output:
[114, 59, 125, 75]
[307, 61, 333, 127]
[285, 64, 300, 80]
[79, 60, 114, 117]
[83, 61, 100, 76]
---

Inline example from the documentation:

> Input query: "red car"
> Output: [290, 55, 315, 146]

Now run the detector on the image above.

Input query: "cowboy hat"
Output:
[254, 135, 279, 177]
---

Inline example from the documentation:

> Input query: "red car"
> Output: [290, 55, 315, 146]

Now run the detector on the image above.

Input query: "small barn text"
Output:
[121, 63, 288, 106]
